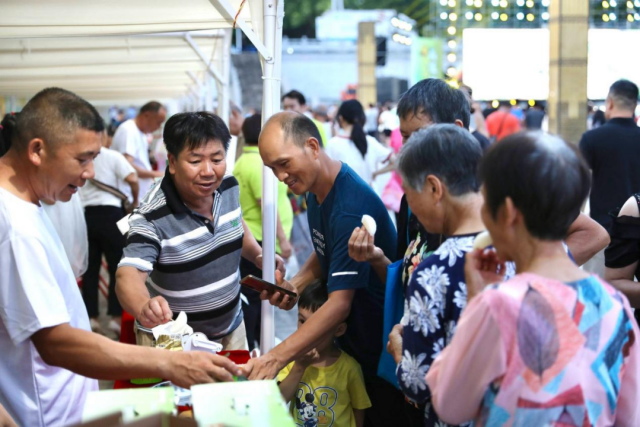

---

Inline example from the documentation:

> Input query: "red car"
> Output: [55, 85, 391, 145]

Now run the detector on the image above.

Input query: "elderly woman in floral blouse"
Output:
[385, 124, 486, 426]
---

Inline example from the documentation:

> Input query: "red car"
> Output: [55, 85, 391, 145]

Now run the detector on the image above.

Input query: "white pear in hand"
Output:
[361, 215, 377, 236]
[473, 231, 493, 250]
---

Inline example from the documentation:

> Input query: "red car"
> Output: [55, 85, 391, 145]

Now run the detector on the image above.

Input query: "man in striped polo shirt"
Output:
[116, 112, 284, 349]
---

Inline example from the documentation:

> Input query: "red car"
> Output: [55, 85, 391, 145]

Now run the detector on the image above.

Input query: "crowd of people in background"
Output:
[2, 77, 640, 427]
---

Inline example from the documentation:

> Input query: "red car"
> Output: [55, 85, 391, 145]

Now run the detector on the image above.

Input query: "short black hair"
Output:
[163, 111, 231, 157]
[282, 90, 306, 106]
[140, 101, 164, 114]
[10, 87, 104, 152]
[278, 112, 323, 148]
[397, 124, 482, 196]
[397, 79, 471, 129]
[107, 123, 118, 137]
[609, 79, 639, 111]
[0, 113, 17, 156]
[242, 113, 262, 145]
[298, 279, 328, 313]
[592, 109, 606, 127]
[479, 132, 591, 240]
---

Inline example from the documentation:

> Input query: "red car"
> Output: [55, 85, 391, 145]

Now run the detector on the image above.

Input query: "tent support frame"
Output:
[208, 0, 273, 62]
[259, 0, 283, 355]
[186, 70, 203, 89]
[184, 33, 226, 85]
[216, 29, 232, 126]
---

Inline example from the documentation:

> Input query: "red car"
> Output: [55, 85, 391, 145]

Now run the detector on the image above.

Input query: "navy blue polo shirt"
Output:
[306, 163, 397, 378]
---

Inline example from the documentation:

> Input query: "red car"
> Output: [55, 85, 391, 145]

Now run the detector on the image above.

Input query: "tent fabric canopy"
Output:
[0, 0, 264, 103]
[0, 0, 252, 38]
[0, 34, 226, 101]
[0, 0, 283, 354]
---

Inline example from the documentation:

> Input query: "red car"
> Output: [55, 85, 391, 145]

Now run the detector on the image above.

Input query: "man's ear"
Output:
[307, 137, 321, 159]
[454, 119, 464, 129]
[167, 152, 177, 175]
[27, 138, 46, 167]
[335, 322, 347, 338]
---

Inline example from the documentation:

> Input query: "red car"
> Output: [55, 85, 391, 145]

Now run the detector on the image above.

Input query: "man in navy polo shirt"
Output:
[245, 111, 400, 426]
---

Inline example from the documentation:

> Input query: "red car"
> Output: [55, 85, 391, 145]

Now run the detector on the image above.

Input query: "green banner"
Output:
[411, 37, 444, 85]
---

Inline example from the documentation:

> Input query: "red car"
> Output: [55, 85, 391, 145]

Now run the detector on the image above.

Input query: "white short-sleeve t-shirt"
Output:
[42, 194, 89, 279]
[111, 119, 154, 200]
[0, 188, 98, 427]
[80, 147, 136, 208]
[325, 134, 392, 184]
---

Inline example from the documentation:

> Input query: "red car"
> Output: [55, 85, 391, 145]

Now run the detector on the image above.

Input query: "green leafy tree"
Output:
[283, 0, 426, 38]
[284, 0, 331, 38]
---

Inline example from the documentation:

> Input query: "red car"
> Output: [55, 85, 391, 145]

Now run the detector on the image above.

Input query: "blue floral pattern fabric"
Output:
[397, 234, 479, 426]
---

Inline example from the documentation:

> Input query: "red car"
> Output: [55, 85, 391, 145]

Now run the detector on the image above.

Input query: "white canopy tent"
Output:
[0, 0, 284, 353]
[0, 33, 230, 106]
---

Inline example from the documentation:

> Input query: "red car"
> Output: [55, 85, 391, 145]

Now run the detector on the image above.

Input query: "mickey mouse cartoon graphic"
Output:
[296, 393, 318, 427]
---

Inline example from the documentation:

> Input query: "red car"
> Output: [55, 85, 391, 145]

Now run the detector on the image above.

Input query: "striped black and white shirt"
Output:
[118, 170, 244, 339]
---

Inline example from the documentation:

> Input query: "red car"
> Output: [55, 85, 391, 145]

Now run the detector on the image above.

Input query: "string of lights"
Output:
[424, 1, 636, 84]
[593, 0, 640, 24]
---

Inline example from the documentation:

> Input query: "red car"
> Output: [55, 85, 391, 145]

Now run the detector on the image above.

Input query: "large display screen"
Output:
[462, 28, 640, 100]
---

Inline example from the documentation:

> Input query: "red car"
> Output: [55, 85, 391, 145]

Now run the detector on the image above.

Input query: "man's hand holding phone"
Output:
[260, 270, 298, 311]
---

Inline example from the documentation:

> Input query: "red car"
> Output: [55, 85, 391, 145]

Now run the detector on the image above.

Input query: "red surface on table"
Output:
[120, 310, 136, 345]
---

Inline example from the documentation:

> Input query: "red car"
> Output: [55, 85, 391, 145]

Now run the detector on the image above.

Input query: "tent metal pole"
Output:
[186, 71, 202, 88]
[260, 0, 283, 355]
[187, 85, 199, 99]
[205, 74, 214, 112]
[184, 33, 226, 85]
[217, 29, 232, 125]
[208, 0, 272, 62]
[186, 72, 206, 110]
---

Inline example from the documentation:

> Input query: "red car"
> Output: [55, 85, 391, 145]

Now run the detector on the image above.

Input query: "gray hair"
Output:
[230, 102, 243, 114]
[397, 124, 482, 196]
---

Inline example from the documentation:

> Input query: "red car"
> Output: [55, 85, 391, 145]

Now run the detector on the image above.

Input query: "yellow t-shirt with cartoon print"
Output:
[276, 351, 371, 427]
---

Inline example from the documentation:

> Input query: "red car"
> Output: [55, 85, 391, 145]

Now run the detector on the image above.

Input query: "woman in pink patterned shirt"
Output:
[426, 132, 640, 427]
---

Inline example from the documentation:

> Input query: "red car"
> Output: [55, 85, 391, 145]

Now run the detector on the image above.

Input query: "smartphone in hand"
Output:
[240, 275, 298, 298]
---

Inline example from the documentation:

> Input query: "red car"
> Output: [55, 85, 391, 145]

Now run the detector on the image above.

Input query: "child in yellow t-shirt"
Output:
[277, 280, 371, 427]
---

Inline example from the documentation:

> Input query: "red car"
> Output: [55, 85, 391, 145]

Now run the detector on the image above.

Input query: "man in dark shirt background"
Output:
[580, 79, 640, 275]
[525, 103, 545, 130]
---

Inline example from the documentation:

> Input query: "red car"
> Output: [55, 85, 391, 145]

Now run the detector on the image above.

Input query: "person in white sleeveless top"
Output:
[325, 100, 392, 188]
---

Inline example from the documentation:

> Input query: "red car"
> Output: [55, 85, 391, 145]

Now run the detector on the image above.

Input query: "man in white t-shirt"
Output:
[0, 88, 241, 427]
[80, 125, 139, 335]
[111, 101, 166, 200]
